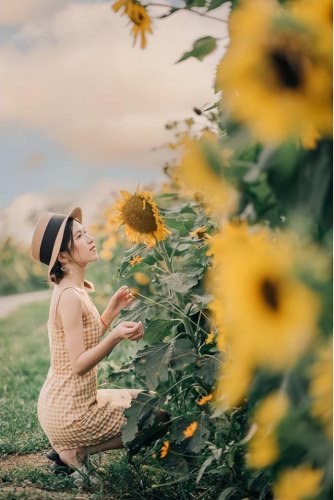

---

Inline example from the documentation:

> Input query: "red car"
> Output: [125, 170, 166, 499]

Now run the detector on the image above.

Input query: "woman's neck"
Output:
[61, 269, 86, 290]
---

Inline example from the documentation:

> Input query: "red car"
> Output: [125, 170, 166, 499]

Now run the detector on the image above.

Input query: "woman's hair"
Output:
[48, 217, 95, 291]
[49, 217, 76, 284]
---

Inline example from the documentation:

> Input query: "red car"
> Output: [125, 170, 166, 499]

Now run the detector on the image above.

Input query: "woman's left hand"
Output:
[109, 286, 135, 316]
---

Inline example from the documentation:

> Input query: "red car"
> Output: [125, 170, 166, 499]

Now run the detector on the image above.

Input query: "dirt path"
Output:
[0, 290, 51, 319]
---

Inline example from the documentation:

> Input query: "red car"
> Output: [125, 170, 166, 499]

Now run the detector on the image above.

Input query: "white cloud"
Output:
[0, 1, 229, 165]
[0, 0, 59, 26]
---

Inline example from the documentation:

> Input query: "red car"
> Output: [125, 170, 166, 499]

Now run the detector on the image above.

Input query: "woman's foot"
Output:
[59, 447, 87, 469]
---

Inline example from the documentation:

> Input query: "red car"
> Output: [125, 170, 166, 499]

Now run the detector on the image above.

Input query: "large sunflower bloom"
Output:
[216, 0, 332, 148]
[112, 0, 153, 48]
[208, 224, 320, 371]
[112, 189, 170, 246]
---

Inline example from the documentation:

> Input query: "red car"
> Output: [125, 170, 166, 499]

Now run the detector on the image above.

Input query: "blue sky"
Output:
[0, 124, 158, 209]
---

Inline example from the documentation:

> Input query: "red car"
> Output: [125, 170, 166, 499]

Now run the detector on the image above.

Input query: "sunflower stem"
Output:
[158, 241, 194, 339]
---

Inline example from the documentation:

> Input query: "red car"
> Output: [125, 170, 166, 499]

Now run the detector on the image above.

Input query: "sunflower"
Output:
[290, 0, 332, 62]
[246, 391, 289, 468]
[207, 224, 320, 370]
[112, 0, 153, 49]
[183, 421, 198, 438]
[197, 394, 213, 406]
[215, 352, 253, 410]
[177, 132, 238, 218]
[309, 341, 333, 437]
[216, 0, 332, 148]
[99, 248, 113, 261]
[273, 464, 323, 500]
[112, 189, 170, 247]
[205, 331, 215, 345]
[134, 271, 150, 285]
[189, 226, 211, 240]
[160, 440, 170, 458]
[130, 255, 143, 267]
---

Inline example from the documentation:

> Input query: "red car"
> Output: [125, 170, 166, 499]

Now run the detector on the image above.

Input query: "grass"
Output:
[0, 301, 51, 456]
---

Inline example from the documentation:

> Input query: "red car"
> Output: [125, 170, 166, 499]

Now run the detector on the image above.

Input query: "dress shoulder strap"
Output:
[49, 286, 90, 328]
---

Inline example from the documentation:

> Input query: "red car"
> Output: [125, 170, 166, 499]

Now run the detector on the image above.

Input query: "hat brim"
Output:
[47, 206, 82, 275]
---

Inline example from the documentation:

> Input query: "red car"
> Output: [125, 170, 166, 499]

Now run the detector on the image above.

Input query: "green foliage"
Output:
[0, 238, 46, 295]
[176, 36, 218, 63]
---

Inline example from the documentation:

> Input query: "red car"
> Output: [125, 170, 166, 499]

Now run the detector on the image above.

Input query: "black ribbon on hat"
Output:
[39, 215, 66, 265]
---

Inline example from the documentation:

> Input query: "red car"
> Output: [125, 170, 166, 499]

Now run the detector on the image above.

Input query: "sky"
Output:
[0, 0, 230, 223]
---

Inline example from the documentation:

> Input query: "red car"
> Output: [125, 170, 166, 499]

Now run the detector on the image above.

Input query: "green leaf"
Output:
[177, 36, 217, 63]
[144, 318, 181, 344]
[169, 338, 197, 371]
[218, 487, 238, 500]
[207, 0, 228, 11]
[195, 355, 221, 385]
[185, 0, 206, 7]
[122, 392, 160, 445]
[133, 337, 197, 388]
[133, 341, 174, 388]
[160, 271, 199, 294]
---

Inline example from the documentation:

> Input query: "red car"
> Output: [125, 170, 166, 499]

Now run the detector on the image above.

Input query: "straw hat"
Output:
[31, 206, 82, 276]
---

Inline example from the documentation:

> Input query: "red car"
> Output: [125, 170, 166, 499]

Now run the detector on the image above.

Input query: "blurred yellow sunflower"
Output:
[112, 0, 153, 48]
[112, 189, 170, 246]
[178, 132, 238, 218]
[273, 464, 323, 500]
[208, 224, 320, 370]
[289, 0, 332, 62]
[134, 271, 150, 286]
[246, 391, 289, 468]
[215, 352, 253, 410]
[309, 340, 333, 437]
[99, 248, 113, 261]
[216, 0, 332, 148]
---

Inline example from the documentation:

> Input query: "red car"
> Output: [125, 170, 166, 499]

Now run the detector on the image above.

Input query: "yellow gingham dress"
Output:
[37, 283, 137, 454]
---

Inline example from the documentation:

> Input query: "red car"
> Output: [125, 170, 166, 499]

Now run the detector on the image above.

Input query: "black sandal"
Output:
[47, 448, 74, 475]
[49, 461, 75, 476]
[47, 448, 93, 476]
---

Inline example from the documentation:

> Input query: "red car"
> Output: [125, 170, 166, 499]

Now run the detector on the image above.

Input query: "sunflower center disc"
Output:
[122, 195, 158, 234]
[261, 278, 280, 311]
[270, 48, 304, 89]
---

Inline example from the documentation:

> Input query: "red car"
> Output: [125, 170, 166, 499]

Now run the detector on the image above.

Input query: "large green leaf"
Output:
[133, 341, 175, 388]
[160, 271, 200, 294]
[122, 392, 160, 445]
[133, 337, 197, 388]
[177, 36, 218, 63]
[144, 318, 181, 344]
[169, 338, 197, 371]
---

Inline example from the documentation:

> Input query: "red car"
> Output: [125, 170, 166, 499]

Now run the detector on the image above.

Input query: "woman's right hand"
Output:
[111, 321, 144, 342]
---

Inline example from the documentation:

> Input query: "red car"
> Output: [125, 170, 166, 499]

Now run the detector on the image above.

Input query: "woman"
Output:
[31, 206, 161, 476]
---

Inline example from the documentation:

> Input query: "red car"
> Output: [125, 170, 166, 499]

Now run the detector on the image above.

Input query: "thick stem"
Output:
[158, 241, 194, 339]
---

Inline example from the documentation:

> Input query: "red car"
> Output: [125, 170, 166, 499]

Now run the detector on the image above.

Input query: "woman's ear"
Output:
[57, 252, 67, 264]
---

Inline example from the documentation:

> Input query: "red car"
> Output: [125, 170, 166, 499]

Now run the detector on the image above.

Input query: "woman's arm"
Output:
[59, 289, 143, 376]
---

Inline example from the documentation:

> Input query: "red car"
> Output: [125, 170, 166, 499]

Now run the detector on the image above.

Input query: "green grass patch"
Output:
[0, 301, 51, 456]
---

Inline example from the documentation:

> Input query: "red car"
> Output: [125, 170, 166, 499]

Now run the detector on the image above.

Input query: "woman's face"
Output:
[68, 219, 98, 265]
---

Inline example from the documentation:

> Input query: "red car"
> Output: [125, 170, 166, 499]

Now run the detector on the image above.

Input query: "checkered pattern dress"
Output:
[37, 284, 137, 454]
